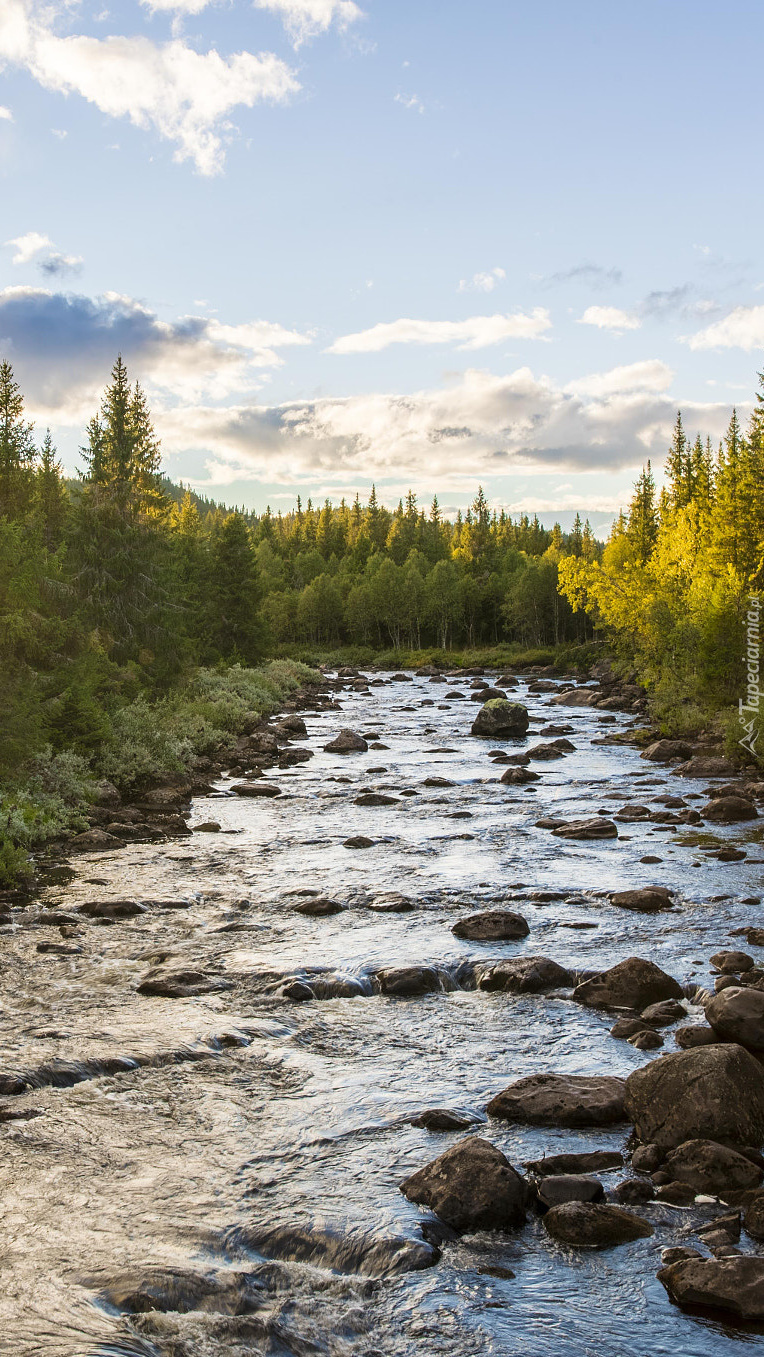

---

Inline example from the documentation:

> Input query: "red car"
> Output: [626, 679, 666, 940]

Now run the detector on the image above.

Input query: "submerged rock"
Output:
[400, 1136, 528, 1232]
[410, 1109, 481, 1131]
[470, 700, 530, 738]
[137, 969, 232, 998]
[574, 957, 682, 1011]
[624, 1044, 764, 1150]
[543, 1201, 653, 1249]
[487, 1073, 627, 1127]
[658, 1255, 764, 1320]
[452, 910, 530, 941]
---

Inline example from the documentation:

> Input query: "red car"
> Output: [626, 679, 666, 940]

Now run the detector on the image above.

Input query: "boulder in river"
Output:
[487, 1073, 627, 1126]
[500, 767, 540, 785]
[658, 1255, 764, 1320]
[470, 700, 530, 738]
[673, 756, 739, 778]
[409, 1109, 481, 1131]
[574, 957, 682, 1011]
[137, 969, 232, 998]
[703, 795, 758, 823]
[551, 818, 618, 840]
[543, 1201, 653, 1248]
[705, 986, 764, 1050]
[609, 887, 674, 913]
[376, 966, 443, 997]
[400, 1136, 528, 1232]
[477, 956, 574, 993]
[664, 1139, 763, 1193]
[78, 899, 148, 921]
[710, 951, 755, 973]
[70, 829, 126, 852]
[548, 688, 598, 707]
[641, 740, 693, 763]
[624, 1044, 764, 1150]
[343, 836, 375, 849]
[452, 910, 530, 941]
[535, 1175, 605, 1210]
[291, 896, 346, 916]
[524, 1150, 623, 1176]
[354, 793, 399, 806]
[233, 782, 282, 798]
[367, 892, 415, 912]
[324, 729, 369, 753]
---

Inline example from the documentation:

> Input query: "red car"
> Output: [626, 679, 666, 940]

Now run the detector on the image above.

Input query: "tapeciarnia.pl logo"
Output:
[739, 593, 761, 759]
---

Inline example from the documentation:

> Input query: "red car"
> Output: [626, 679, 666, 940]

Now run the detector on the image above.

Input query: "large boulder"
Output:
[543, 1202, 652, 1249]
[375, 966, 443, 997]
[551, 818, 618, 840]
[624, 1044, 764, 1150]
[477, 957, 574, 993]
[451, 910, 529, 941]
[574, 958, 682, 1012]
[703, 795, 758, 823]
[535, 1175, 605, 1210]
[323, 729, 369, 753]
[400, 1137, 527, 1232]
[487, 1073, 627, 1127]
[548, 689, 598, 707]
[470, 700, 529, 738]
[641, 740, 693, 763]
[705, 986, 764, 1050]
[673, 756, 739, 779]
[609, 887, 674, 914]
[664, 1139, 763, 1193]
[658, 1256, 764, 1320]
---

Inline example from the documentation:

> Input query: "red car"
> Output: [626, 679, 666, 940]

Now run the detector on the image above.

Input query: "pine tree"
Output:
[0, 361, 36, 519]
[627, 462, 658, 563]
[665, 411, 691, 507]
[34, 430, 68, 551]
[205, 513, 265, 663]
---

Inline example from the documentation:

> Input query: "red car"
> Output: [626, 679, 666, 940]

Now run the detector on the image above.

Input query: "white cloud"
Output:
[39, 252, 84, 277]
[0, 105, 13, 121]
[0, 285, 313, 420]
[328, 308, 552, 354]
[578, 305, 641, 332]
[565, 360, 674, 399]
[394, 92, 425, 114]
[140, 0, 363, 46]
[458, 267, 506, 294]
[151, 363, 737, 490]
[0, 1, 299, 174]
[686, 304, 764, 351]
[5, 230, 52, 265]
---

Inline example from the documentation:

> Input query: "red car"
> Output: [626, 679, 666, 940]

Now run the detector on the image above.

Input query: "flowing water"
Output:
[2, 671, 763, 1357]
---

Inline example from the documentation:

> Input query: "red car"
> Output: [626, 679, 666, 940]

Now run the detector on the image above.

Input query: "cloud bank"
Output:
[328, 309, 551, 354]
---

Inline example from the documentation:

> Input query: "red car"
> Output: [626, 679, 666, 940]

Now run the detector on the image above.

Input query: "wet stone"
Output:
[487, 1073, 627, 1127]
[409, 1109, 481, 1131]
[543, 1201, 653, 1249]
[400, 1137, 528, 1233]
[290, 896, 346, 916]
[137, 969, 232, 998]
[452, 910, 530, 941]
[534, 1175, 605, 1210]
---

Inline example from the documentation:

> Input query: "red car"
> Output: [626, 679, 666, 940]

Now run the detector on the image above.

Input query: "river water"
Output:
[1, 670, 763, 1357]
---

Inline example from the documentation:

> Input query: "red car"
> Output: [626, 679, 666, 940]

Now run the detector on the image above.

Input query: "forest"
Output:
[0, 354, 761, 883]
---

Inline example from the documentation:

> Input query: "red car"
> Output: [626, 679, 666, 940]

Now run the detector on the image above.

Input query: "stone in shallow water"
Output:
[487, 1073, 627, 1127]
[609, 886, 673, 912]
[409, 1108, 481, 1131]
[705, 986, 764, 1050]
[343, 836, 375, 849]
[551, 818, 618, 840]
[324, 729, 369, 753]
[524, 1150, 624, 1176]
[664, 1139, 763, 1193]
[233, 782, 282, 798]
[375, 966, 443, 997]
[574, 957, 682, 1011]
[400, 1136, 527, 1232]
[451, 910, 529, 941]
[624, 1044, 764, 1150]
[543, 1201, 653, 1248]
[477, 956, 573, 993]
[658, 1255, 764, 1320]
[137, 969, 232, 998]
[470, 700, 530, 738]
[535, 1174, 605, 1210]
[290, 896, 346, 916]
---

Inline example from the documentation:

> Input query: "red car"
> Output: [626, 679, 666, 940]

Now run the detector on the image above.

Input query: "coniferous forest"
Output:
[0, 354, 762, 883]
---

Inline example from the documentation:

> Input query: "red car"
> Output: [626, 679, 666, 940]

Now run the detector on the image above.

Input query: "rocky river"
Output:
[2, 666, 764, 1357]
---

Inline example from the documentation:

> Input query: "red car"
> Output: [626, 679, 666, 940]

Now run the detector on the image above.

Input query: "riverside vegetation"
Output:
[0, 356, 762, 884]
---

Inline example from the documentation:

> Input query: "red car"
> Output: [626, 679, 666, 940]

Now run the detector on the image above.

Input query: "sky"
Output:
[1, 0, 764, 525]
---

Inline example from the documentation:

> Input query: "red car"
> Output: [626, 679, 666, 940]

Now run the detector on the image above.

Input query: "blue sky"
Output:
[1, 0, 763, 523]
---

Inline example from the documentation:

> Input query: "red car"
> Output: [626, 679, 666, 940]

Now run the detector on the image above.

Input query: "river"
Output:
[1, 668, 762, 1357]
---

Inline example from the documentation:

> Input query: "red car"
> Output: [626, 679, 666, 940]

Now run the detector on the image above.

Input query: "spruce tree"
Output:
[0, 361, 36, 519]
[34, 430, 69, 551]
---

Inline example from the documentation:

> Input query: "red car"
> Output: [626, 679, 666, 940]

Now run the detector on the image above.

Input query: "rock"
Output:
[376, 966, 443, 997]
[410, 1109, 480, 1131]
[548, 689, 598, 707]
[640, 999, 687, 1025]
[193, 821, 221, 833]
[70, 829, 126, 852]
[574, 957, 682, 1011]
[611, 1018, 655, 1039]
[675, 1025, 717, 1048]
[470, 700, 530, 738]
[711, 951, 755, 973]
[471, 687, 507, 703]
[354, 793, 399, 806]
[477, 956, 574, 993]
[78, 899, 148, 921]
[535, 1175, 605, 1210]
[524, 1151, 623, 1176]
[423, 776, 455, 788]
[543, 1201, 652, 1249]
[673, 756, 739, 779]
[291, 896, 346, 916]
[400, 1137, 527, 1232]
[500, 767, 541, 784]
[742, 927, 764, 946]
[91, 779, 122, 807]
[324, 729, 369, 753]
[367, 892, 415, 912]
[658, 1255, 764, 1320]
[279, 748, 313, 767]
[705, 987, 764, 1050]
[664, 1140, 763, 1193]
[703, 796, 758, 823]
[276, 715, 307, 736]
[232, 782, 282, 798]
[641, 740, 693, 763]
[137, 969, 232, 998]
[744, 1192, 764, 1240]
[661, 1246, 704, 1266]
[609, 887, 674, 913]
[452, 910, 530, 941]
[612, 1178, 655, 1205]
[487, 1073, 627, 1127]
[551, 818, 618, 840]
[526, 743, 567, 760]
[343, 836, 375, 849]
[624, 1044, 764, 1150]
[628, 1030, 664, 1050]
